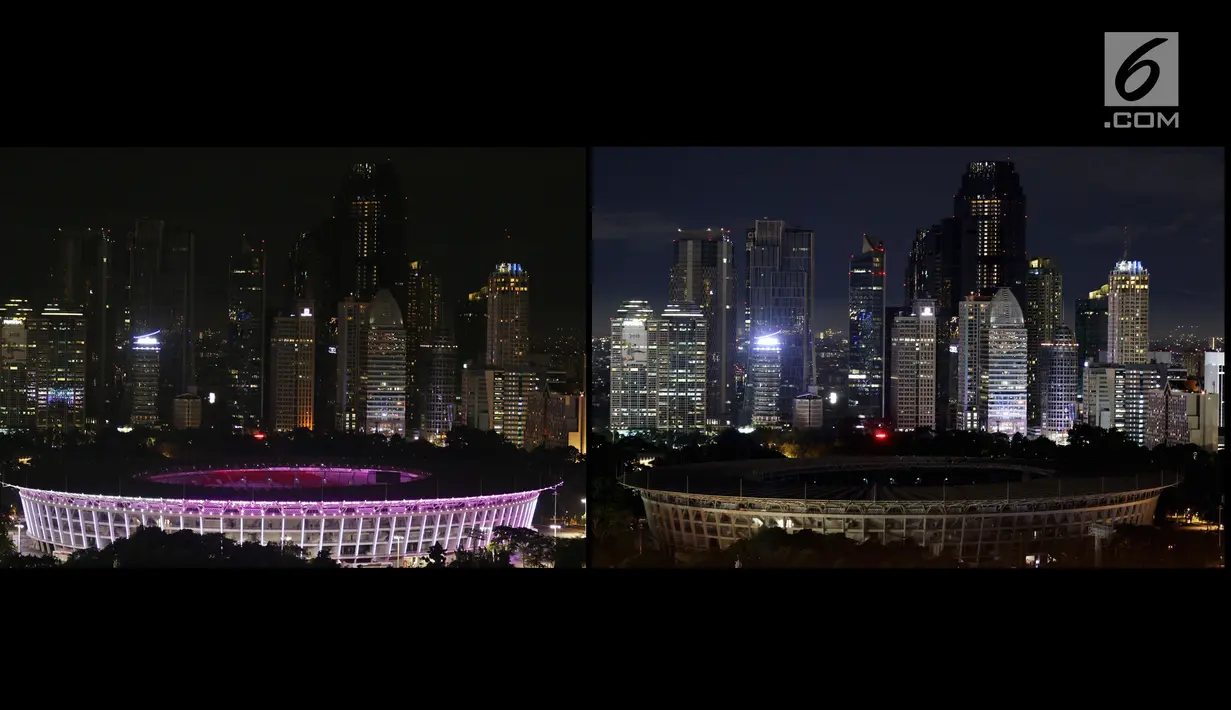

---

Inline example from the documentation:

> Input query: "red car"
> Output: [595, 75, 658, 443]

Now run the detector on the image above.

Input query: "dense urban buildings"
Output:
[848, 235, 886, 423]
[1, 148, 585, 489]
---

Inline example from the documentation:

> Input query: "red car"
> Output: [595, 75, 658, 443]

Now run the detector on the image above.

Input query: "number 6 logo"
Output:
[1115, 37, 1168, 102]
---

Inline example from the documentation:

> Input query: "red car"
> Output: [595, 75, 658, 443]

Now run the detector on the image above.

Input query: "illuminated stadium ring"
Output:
[8, 465, 554, 566]
[623, 457, 1180, 564]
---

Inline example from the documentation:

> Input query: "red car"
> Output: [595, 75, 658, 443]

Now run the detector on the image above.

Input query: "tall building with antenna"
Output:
[1107, 260, 1150, 365]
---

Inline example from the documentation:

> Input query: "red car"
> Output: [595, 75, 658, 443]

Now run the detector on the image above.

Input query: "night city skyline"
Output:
[592, 147, 1225, 338]
[1, 147, 585, 338]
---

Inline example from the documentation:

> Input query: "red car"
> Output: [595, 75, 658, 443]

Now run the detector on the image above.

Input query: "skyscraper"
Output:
[129, 332, 160, 428]
[365, 289, 407, 436]
[848, 234, 886, 422]
[27, 303, 87, 432]
[890, 299, 937, 432]
[669, 228, 735, 427]
[956, 294, 993, 432]
[406, 260, 442, 435]
[1038, 325, 1078, 444]
[913, 217, 974, 429]
[954, 160, 1028, 308]
[335, 298, 369, 433]
[0, 300, 34, 432]
[1025, 257, 1063, 435]
[333, 162, 407, 302]
[269, 301, 316, 432]
[609, 300, 656, 432]
[227, 238, 265, 430]
[1204, 351, 1224, 428]
[986, 288, 1028, 437]
[1075, 284, 1110, 398]
[51, 227, 115, 427]
[486, 263, 530, 369]
[654, 303, 707, 431]
[423, 326, 457, 444]
[746, 220, 814, 423]
[1107, 260, 1150, 365]
[124, 221, 195, 422]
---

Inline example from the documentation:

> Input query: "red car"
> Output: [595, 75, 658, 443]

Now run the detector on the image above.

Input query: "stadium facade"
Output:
[7, 465, 552, 566]
[624, 457, 1179, 564]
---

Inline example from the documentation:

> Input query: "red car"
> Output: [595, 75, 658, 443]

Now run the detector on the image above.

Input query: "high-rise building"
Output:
[335, 298, 370, 433]
[814, 330, 848, 423]
[609, 300, 656, 433]
[423, 326, 457, 444]
[1038, 325, 1078, 444]
[173, 393, 202, 430]
[746, 220, 814, 423]
[406, 260, 442, 435]
[986, 288, 1028, 437]
[227, 237, 265, 430]
[0, 300, 34, 432]
[1082, 363, 1165, 445]
[848, 235, 886, 422]
[486, 263, 530, 369]
[51, 227, 116, 427]
[269, 302, 316, 432]
[1025, 257, 1063, 436]
[956, 295, 993, 432]
[488, 369, 543, 450]
[669, 228, 735, 427]
[793, 392, 825, 430]
[287, 223, 337, 430]
[26, 304, 87, 432]
[1075, 284, 1110, 398]
[129, 332, 160, 428]
[1107, 260, 1150, 365]
[1204, 351, 1224, 428]
[333, 162, 407, 302]
[954, 160, 1028, 308]
[749, 333, 784, 427]
[654, 303, 707, 431]
[365, 289, 407, 437]
[882, 305, 909, 424]
[890, 299, 937, 432]
[912, 217, 975, 429]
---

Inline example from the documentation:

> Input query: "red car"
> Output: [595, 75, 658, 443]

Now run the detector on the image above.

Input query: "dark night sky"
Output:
[592, 147, 1225, 339]
[0, 147, 585, 338]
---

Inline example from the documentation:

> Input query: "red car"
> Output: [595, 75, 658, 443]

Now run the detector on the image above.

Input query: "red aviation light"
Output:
[874, 430, 888, 440]
[253, 432, 267, 441]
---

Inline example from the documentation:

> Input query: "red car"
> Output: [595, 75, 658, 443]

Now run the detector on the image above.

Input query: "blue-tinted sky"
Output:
[592, 147, 1224, 339]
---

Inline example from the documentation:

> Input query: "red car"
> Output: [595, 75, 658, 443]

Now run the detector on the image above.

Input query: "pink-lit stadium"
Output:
[9, 464, 554, 566]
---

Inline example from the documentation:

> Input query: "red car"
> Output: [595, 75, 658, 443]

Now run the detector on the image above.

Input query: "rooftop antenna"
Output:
[1122, 225, 1130, 262]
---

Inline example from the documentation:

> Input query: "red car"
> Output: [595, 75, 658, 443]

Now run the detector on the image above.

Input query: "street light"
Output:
[549, 524, 561, 538]
[15, 522, 24, 555]
[581, 498, 587, 519]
